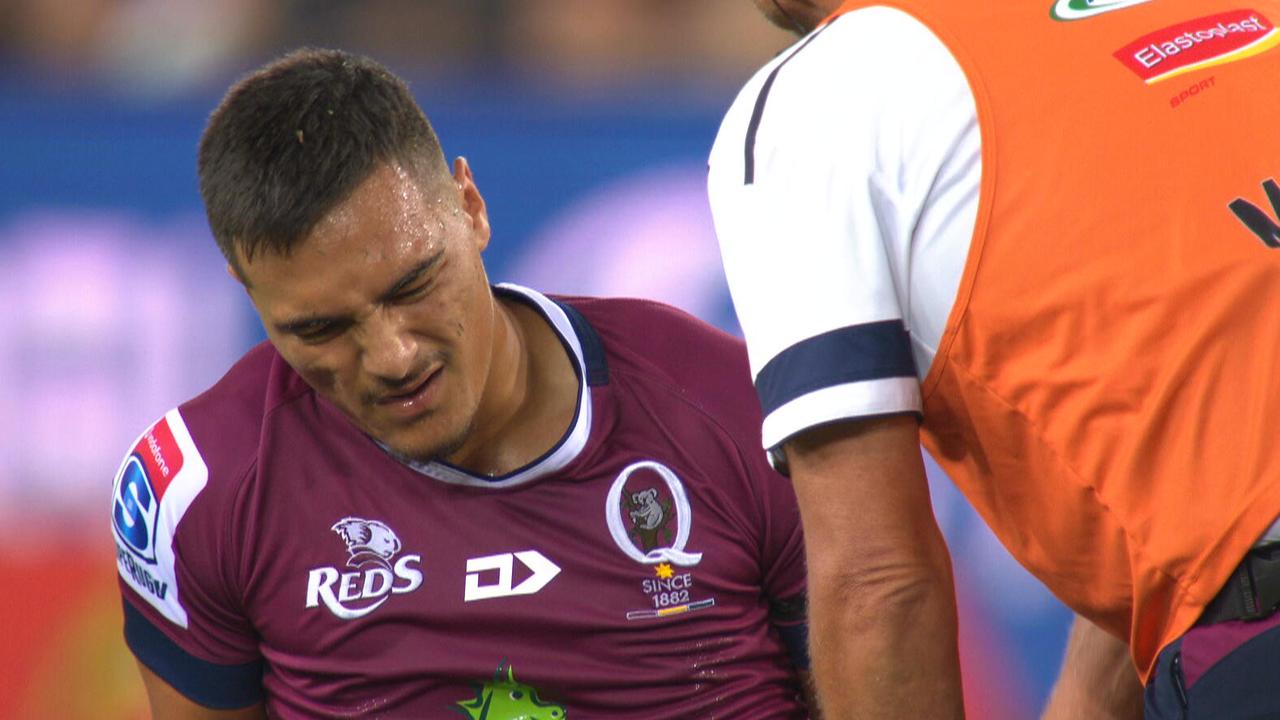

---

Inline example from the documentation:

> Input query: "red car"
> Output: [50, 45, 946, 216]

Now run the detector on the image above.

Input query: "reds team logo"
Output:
[305, 517, 423, 620]
[332, 518, 402, 567]
[605, 461, 702, 566]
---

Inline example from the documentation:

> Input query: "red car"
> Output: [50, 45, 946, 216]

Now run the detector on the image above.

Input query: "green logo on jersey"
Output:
[454, 662, 567, 720]
[1050, 0, 1155, 21]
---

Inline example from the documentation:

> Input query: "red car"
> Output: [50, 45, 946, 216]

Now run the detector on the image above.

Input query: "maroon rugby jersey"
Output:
[112, 284, 809, 719]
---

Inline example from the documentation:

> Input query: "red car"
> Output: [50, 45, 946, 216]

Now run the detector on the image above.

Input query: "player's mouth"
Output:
[376, 365, 444, 420]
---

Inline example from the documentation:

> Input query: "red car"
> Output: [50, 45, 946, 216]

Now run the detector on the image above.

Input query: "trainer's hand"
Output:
[1041, 615, 1143, 720]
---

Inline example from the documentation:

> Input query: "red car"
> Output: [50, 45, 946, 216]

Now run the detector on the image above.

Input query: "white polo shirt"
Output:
[708, 6, 981, 452]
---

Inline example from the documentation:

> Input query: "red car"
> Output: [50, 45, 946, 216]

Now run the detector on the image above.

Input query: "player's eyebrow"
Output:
[375, 249, 444, 304]
[274, 249, 446, 335]
[275, 313, 348, 336]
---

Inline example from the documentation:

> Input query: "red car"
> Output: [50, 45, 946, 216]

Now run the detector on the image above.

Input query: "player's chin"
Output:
[379, 422, 470, 467]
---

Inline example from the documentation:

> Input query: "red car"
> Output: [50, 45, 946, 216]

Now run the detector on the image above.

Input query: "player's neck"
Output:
[445, 294, 578, 477]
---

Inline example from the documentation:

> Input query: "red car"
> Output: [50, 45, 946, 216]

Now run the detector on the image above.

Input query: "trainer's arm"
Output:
[137, 663, 267, 720]
[1041, 614, 1144, 720]
[785, 414, 964, 719]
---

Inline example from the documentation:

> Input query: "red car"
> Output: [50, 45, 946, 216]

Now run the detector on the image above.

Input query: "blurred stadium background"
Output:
[0, 1, 1072, 717]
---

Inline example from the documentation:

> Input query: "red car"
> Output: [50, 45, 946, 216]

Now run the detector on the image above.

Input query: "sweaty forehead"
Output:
[239, 166, 455, 317]
[306, 163, 455, 262]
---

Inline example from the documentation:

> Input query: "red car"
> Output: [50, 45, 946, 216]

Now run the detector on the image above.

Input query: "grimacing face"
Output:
[236, 159, 497, 464]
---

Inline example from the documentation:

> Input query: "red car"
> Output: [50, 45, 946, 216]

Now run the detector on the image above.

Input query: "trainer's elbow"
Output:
[808, 528, 956, 623]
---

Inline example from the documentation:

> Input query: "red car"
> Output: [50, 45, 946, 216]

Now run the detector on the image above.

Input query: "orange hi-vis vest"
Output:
[830, 0, 1280, 678]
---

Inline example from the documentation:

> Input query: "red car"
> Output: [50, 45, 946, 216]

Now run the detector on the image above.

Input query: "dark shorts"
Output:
[1144, 612, 1280, 719]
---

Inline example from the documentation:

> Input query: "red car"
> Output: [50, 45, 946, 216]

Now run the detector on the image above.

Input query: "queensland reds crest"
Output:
[606, 461, 703, 566]
[331, 518, 402, 570]
[305, 517, 424, 620]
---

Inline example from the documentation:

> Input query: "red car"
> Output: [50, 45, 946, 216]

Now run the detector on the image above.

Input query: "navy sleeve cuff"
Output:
[770, 593, 810, 670]
[755, 320, 918, 418]
[775, 622, 811, 671]
[123, 600, 264, 709]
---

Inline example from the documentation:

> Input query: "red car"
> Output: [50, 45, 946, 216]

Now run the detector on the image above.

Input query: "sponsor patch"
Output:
[111, 409, 208, 628]
[456, 663, 566, 719]
[1051, 0, 1156, 22]
[112, 417, 184, 562]
[1114, 10, 1279, 84]
[464, 551, 560, 602]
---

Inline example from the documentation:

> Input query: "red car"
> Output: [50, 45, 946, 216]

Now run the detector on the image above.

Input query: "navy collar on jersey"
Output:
[550, 298, 609, 387]
[395, 283, 602, 489]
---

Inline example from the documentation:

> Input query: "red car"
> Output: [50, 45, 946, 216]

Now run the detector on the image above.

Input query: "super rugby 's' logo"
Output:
[112, 418, 185, 564]
[113, 456, 160, 563]
[305, 517, 423, 620]
[111, 410, 209, 628]
[606, 461, 702, 566]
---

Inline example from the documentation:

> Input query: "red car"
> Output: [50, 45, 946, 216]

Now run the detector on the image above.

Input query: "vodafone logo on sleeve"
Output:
[111, 410, 209, 629]
[112, 418, 185, 564]
[1114, 10, 1280, 83]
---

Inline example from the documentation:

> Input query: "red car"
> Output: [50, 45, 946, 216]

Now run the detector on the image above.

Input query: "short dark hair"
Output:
[198, 48, 450, 274]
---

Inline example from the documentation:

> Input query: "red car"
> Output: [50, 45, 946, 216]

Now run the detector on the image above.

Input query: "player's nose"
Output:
[358, 313, 418, 384]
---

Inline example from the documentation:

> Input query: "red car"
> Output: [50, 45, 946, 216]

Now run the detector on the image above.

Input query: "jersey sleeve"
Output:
[707, 7, 977, 456]
[111, 409, 264, 708]
[753, 455, 806, 605]
[741, 432, 810, 669]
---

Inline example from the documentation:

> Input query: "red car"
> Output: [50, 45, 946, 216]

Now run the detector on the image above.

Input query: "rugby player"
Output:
[112, 48, 814, 719]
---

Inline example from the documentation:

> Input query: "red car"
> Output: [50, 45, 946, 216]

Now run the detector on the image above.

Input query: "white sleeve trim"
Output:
[761, 377, 922, 450]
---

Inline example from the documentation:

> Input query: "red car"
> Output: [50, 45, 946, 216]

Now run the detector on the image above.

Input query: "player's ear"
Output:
[452, 156, 491, 253]
[226, 262, 258, 295]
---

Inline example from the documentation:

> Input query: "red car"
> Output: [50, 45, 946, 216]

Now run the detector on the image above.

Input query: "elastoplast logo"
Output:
[1114, 10, 1279, 83]
[304, 517, 424, 620]
[1051, 0, 1155, 22]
